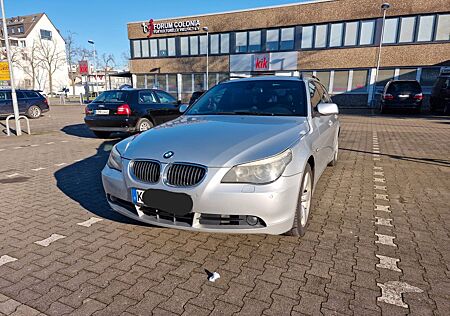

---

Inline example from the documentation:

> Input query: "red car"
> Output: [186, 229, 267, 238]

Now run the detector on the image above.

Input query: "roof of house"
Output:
[0, 13, 44, 38]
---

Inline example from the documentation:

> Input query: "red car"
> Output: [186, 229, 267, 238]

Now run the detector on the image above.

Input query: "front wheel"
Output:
[26, 105, 42, 119]
[286, 164, 313, 237]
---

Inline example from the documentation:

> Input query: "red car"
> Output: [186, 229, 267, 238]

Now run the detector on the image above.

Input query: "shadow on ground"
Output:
[54, 139, 144, 225]
[61, 123, 130, 139]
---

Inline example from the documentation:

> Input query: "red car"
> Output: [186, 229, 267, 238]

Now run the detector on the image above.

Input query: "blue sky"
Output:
[6, 0, 306, 68]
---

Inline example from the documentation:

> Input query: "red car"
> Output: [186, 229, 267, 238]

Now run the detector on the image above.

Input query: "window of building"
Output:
[329, 23, 343, 47]
[190, 36, 198, 55]
[417, 15, 435, 42]
[435, 14, 450, 41]
[359, 20, 375, 45]
[133, 40, 141, 58]
[382, 18, 399, 44]
[218, 73, 229, 83]
[40, 29, 52, 40]
[10, 40, 18, 46]
[344, 21, 358, 46]
[376, 69, 395, 87]
[194, 73, 205, 91]
[150, 39, 157, 57]
[314, 24, 327, 48]
[351, 70, 368, 91]
[180, 37, 189, 55]
[235, 32, 247, 53]
[248, 30, 261, 52]
[333, 70, 349, 92]
[141, 39, 149, 58]
[420, 68, 441, 86]
[398, 16, 416, 43]
[10, 27, 15, 34]
[280, 27, 295, 50]
[19, 40, 26, 47]
[136, 75, 145, 88]
[208, 73, 217, 88]
[158, 38, 167, 56]
[168, 38, 175, 56]
[398, 68, 417, 80]
[210, 34, 219, 54]
[301, 26, 314, 49]
[167, 74, 177, 93]
[200, 35, 208, 54]
[220, 33, 230, 54]
[266, 29, 279, 51]
[17, 26, 24, 33]
[302, 71, 314, 78]
[182, 74, 192, 92]
[315, 71, 330, 92]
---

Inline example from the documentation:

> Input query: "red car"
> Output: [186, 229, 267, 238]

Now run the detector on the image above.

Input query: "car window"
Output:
[308, 81, 322, 111]
[0, 91, 11, 100]
[138, 91, 157, 104]
[387, 81, 421, 94]
[93, 91, 129, 103]
[155, 90, 176, 104]
[17, 91, 26, 99]
[187, 80, 307, 117]
[25, 91, 39, 98]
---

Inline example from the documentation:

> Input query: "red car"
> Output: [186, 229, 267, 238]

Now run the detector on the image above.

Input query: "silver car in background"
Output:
[102, 76, 339, 236]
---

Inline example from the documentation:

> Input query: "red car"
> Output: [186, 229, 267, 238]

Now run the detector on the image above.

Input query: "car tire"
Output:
[26, 105, 42, 119]
[136, 118, 154, 132]
[93, 131, 111, 138]
[328, 136, 338, 167]
[286, 164, 313, 237]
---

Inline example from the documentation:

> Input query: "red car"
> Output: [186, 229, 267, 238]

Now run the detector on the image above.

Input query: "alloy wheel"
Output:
[300, 171, 312, 227]
[139, 121, 151, 131]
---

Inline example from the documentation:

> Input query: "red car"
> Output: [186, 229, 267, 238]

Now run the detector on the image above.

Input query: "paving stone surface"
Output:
[0, 106, 449, 315]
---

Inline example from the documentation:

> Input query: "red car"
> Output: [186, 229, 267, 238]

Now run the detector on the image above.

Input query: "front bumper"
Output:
[101, 162, 301, 235]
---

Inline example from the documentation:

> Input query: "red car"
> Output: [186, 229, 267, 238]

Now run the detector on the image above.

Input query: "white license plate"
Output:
[131, 188, 145, 205]
[398, 94, 410, 98]
[95, 109, 109, 115]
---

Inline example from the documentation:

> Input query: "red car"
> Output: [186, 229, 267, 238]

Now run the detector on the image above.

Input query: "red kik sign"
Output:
[254, 54, 270, 71]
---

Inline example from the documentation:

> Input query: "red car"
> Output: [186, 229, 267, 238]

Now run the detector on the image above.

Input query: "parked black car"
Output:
[0, 89, 49, 119]
[380, 80, 423, 113]
[84, 89, 182, 138]
[189, 90, 205, 105]
[430, 70, 450, 114]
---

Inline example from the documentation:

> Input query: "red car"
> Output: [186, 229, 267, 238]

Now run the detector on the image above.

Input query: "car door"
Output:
[308, 81, 330, 176]
[153, 90, 181, 122]
[316, 82, 338, 162]
[137, 90, 166, 125]
[16, 91, 28, 113]
[0, 91, 13, 115]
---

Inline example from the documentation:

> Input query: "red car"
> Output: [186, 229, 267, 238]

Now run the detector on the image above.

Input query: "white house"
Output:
[0, 13, 69, 94]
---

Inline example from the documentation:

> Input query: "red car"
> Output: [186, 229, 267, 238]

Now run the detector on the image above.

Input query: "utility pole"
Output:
[1, 0, 21, 135]
[202, 27, 209, 90]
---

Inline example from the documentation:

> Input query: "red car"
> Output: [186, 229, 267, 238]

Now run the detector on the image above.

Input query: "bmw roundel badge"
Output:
[163, 151, 174, 159]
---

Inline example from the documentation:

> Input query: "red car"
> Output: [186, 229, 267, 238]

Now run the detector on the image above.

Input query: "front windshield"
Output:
[186, 80, 307, 116]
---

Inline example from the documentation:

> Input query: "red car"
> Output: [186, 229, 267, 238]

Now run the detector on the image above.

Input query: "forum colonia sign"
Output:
[142, 19, 201, 37]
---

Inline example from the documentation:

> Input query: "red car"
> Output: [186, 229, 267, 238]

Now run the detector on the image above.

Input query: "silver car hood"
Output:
[121, 115, 309, 167]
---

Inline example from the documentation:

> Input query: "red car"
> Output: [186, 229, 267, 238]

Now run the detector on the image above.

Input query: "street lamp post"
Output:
[371, 3, 391, 108]
[202, 27, 209, 90]
[88, 40, 97, 96]
[1, 0, 21, 135]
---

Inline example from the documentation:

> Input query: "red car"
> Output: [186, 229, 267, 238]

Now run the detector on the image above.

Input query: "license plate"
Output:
[398, 94, 410, 99]
[131, 188, 145, 205]
[95, 109, 109, 115]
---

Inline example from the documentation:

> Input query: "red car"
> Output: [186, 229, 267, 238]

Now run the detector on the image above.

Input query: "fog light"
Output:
[246, 216, 259, 226]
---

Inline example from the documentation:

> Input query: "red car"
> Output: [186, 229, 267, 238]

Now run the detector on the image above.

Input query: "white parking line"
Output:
[375, 233, 397, 247]
[6, 173, 19, 178]
[31, 167, 46, 171]
[13, 147, 23, 149]
[61, 140, 69, 143]
[34, 234, 66, 247]
[376, 255, 401, 272]
[374, 171, 384, 176]
[373, 157, 381, 161]
[30, 144, 39, 147]
[374, 185, 387, 191]
[374, 166, 383, 170]
[0, 255, 17, 266]
[377, 281, 423, 308]
[54, 163, 67, 167]
[45, 142, 55, 145]
[375, 217, 393, 227]
[375, 194, 389, 201]
[374, 178, 386, 183]
[77, 217, 103, 227]
[375, 205, 390, 212]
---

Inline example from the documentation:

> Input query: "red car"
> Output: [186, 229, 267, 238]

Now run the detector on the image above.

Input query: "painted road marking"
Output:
[13, 146, 23, 149]
[375, 194, 389, 201]
[376, 255, 401, 272]
[34, 234, 66, 247]
[377, 281, 423, 308]
[375, 205, 391, 212]
[374, 166, 383, 170]
[45, 142, 55, 145]
[374, 171, 384, 176]
[373, 158, 381, 161]
[61, 140, 69, 143]
[31, 167, 46, 171]
[374, 178, 386, 183]
[30, 144, 39, 147]
[55, 163, 67, 167]
[375, 217, 393, 227]
[0, 255, 17, 266]
[374, 185, 387, 191]
[77, 217, 103, 227]
[6, 173, 19, 178]
[375, 233, 397, 247]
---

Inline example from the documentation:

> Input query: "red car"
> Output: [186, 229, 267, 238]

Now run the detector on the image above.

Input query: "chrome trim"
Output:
[129, 159, 162, 184]
[162, 162, 208, 188]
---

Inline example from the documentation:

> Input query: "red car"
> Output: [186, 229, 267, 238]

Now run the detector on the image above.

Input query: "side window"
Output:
[25, 91, 38, 98]
[138, 91, 157, 104]
[0, 92, 7, 100]
[155, 90, 176, 104]
[308, 81, 322, 111]
[17, 91, 26, 99]
[317, 83, 331, 103]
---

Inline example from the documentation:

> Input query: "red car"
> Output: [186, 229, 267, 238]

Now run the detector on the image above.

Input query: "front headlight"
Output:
[107, 145, 122, 171]
[221, 149, 292, 184]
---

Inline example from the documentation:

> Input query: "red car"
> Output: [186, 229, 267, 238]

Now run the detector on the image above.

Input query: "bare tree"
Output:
[100, 53, 115, 90]
[13, 40, 43, 90]
[64, 31, 78, 95]
[120, 51, 130, 70]
[35, 37, 66, 95]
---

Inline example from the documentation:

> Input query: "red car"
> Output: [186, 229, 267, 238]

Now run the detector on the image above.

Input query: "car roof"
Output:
[223, 75, 305, 84]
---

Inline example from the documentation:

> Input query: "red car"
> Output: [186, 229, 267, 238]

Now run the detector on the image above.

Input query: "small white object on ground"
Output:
[208, 272, 220, 282]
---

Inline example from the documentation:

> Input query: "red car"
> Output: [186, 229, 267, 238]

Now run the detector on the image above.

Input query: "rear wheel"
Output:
[26, 105, 41, 119]
[287, 164, 313, 237]
[93, 131, 111, 138]
[136, 118, 154, 132]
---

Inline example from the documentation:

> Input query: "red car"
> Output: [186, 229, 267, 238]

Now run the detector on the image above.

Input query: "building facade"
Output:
[127, 0, 450, 106]
[1, 13, 69, 94]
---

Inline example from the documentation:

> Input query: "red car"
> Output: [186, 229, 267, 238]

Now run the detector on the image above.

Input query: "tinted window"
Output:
[387, 81, 421, 94]
[417, 15, 435, 42]
[150, 39, 158, 57]
[360, 20, 375, 45]
[200, 35, 208, 54]
[167, 38, 176, 56]
[133, 40, 141, 58]
[189, 36, 198, 55]
[266, 29, 279, 51]
[333, 71, 349, 92]
[399, 17, 416, 43]
[248, 31, 261, 52]
[180, 37, 189, 55]
[382, 18, 398, 44]
[329, 23, 343, 47]
[220, 34, 229, 54]
[315, 71, 330, 92]
[235, 32, 247, 53]
[210, 34, 219, 54]
[138, 91, 157, 103]
[141, 40, 149, 57]
[187, 80, 307, 116]
[25, 91, 40, 98]
[344, 22, 358, 46]
[0, 91, 11, 100]
[301, 26, 314, 49]
[155, 90, 176, 104]
[280, 27, 295, 50]
[17, 91, 26, 99]
[314, 25, 327, 48]
[159, 38, 167, 56]
[93, 91, 129, 103]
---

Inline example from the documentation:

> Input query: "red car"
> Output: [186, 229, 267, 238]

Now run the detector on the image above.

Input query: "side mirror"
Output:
[179, 104, 188, 113]
[317, 102, 339, 116]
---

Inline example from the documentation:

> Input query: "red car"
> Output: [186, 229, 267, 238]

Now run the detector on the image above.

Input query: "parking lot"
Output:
[0, 105, 449, 316]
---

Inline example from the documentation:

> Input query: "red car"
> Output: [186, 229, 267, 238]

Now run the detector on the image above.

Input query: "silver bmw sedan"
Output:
[102, 76, 339, 236]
